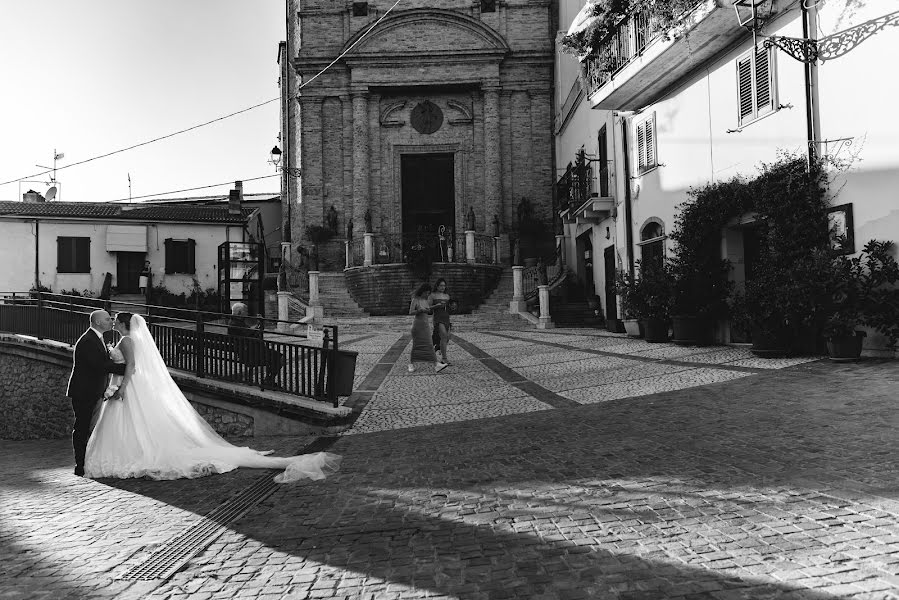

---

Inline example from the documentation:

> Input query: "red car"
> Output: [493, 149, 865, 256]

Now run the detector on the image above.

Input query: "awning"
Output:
[106, 224, 147, 252]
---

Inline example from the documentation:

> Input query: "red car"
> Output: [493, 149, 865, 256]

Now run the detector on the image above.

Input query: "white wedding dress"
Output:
[84, 314, 341, 483]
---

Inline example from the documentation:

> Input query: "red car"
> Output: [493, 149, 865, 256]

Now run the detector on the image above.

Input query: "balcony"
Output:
[555, 156, 614, 227]
[583, 0, 791, 110]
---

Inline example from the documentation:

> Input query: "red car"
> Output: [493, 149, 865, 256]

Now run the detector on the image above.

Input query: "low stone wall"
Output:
[344, 263, 503, 315]
[0, 351, 72, 440]
[192, 402, 254, 437]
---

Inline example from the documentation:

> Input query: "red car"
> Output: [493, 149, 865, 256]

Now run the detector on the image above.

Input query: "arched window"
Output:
[638, 220, 665, 267]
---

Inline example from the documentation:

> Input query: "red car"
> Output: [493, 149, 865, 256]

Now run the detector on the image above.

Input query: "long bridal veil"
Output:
[88, 314, 341, 483]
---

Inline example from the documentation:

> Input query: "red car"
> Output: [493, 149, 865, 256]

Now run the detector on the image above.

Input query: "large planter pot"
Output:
[623, 318, 643, 338]
[641, 318, 670, 343]
[750, 326, 789, 358]
[671, 315, 715, 346]
[826, 331, 866, 362]
[606, 318, 626, 333]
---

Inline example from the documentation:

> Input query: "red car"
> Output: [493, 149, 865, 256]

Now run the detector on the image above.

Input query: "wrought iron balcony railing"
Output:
[583, 8, 658, 94]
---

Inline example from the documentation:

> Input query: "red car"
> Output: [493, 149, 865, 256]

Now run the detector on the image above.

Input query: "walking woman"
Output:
[429, 278, 452, 364]
[408, 283, 448, 373]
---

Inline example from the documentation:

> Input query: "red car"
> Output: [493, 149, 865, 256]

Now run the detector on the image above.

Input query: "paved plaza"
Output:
[3, 326, 899, 599]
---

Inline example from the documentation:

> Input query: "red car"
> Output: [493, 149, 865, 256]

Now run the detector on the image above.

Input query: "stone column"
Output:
[510, 265, 526, 313]
[277, 291, 291, 332]
[345, 240, 351, 269]
[352, 91, 370, 235]
[307, 270, 323, 320]
[363, 232, 373, 267]
[483, 86, 502, 233]
[465, 230, 476, 264]
[537, 285, 554, 329]
[555, 234, 565, 267]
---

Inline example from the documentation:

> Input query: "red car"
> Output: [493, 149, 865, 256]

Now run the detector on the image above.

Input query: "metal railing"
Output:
[350, 237, 365, 266]
[0, 292, 345, 407]
[583, 8, 659, 95]
[522, 244, 566, 301]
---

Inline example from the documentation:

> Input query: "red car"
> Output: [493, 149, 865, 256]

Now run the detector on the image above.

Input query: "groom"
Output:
[66, 310, 126, 476]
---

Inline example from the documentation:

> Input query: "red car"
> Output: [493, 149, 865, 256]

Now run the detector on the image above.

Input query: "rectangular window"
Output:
[164, 238, 196, 274]
[736, 46, 776, 127]
[636, 113, 656, 174]
[481, 0, 497, 12]
[352, 2, 368, 17]
[57, 237, 91, 273]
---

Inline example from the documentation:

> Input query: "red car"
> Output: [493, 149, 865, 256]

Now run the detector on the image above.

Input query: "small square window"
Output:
[57, 237, 91, 273]
[481, 0, 497, 13]
[352, 2, 369, 17]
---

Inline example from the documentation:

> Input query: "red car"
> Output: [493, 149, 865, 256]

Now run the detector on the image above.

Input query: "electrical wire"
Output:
[100, 174, 278, 203]
[0, 0, 404, 189]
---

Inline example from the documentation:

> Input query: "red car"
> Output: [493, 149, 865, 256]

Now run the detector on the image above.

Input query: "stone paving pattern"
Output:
[3, 327, 899, 599]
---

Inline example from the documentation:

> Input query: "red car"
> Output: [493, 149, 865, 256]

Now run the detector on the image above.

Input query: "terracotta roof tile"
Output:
[0, 201, 254, 223]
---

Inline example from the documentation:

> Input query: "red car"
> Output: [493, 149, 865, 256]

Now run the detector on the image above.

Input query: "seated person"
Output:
[227, 303, 283, 385]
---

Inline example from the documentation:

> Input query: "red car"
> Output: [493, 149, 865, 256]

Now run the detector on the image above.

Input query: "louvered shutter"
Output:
[644, 116, 655, 169]
[737, 55, 754, 123]
[164, 238, 174, 274]
[187, 239, 196, 274]
[636, 122, 646, 171]
[755, 48, 773, 116]
[75, 238, 91, 272]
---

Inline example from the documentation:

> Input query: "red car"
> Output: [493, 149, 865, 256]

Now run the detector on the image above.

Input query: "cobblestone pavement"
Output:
[3, 327, 899, 599]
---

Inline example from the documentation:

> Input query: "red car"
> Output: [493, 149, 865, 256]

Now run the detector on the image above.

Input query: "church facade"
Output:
[286, 0, 555, 268]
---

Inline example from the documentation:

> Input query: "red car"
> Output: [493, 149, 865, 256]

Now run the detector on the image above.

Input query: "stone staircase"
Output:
[471, 269, 514, 315]
[317, 272, 368, 317]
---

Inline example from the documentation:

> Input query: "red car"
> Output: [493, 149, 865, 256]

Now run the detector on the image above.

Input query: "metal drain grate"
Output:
[120, 474, 278, 580]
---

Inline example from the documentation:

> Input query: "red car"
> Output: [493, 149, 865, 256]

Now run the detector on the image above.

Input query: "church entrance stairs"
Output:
[317, 272, 368, 318]
[471, 269, 514, 315]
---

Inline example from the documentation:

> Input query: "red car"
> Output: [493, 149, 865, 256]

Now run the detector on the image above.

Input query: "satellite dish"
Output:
[45, 186, 57, 202]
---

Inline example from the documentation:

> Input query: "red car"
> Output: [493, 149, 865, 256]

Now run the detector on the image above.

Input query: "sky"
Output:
[0, 1, 285, 203]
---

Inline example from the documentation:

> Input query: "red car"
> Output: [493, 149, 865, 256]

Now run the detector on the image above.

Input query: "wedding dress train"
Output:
[84, 315, 341, 483]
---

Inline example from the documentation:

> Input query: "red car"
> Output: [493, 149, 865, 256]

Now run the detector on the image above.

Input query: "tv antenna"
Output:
[35, 149, 65, 183]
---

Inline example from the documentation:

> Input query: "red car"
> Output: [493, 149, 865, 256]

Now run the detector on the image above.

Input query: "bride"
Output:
[84, 312, 341, 483]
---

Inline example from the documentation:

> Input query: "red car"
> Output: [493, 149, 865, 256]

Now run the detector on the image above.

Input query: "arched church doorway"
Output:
[401, 153, 455, 237]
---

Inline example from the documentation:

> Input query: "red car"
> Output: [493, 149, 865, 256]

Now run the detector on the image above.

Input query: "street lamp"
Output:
[732, 0, 770, 29]
[270, 145, 282, 168]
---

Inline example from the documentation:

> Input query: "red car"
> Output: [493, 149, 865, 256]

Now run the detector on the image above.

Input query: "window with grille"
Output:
[57, 237, 91, 273]
[164, 238, 196, 274]
[639, 221, 665, 267]
[635, 113, 657, 174]
[736, 46, 776, 127]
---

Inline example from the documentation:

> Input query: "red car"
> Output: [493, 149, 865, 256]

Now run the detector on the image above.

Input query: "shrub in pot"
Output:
[635, 260, 674, 343]
[615, 269, 646, 338]
[823, 239, 899, 359]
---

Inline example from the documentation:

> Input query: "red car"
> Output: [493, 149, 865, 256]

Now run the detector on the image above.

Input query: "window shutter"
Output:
[57, 236, 64, 272]
[636, 122, 646, 170]
[645, 116, 655, 169]
[737, 55, 754, 122]
[755, 48, 773, 115]
[76, 238, 91, 272]
[187, 239, 196, 275]
[164, 238, 174, 274]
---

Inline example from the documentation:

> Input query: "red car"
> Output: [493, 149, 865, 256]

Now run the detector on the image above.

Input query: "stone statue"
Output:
[364, 209, 372, 233]
[326, 205, 339, 234]
[492, 213, 500, 237]
[346, 218, 354, 241]
[466, 206, 476, 231]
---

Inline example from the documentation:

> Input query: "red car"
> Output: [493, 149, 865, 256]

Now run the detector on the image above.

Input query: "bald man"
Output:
[66, 310, 127, 476]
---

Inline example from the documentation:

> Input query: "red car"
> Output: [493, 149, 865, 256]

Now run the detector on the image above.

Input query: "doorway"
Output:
[576, 231, 595, 297]
[603, 245, 617, 324]
[401, 153, 455, 236]
[116, 252, 145, 294]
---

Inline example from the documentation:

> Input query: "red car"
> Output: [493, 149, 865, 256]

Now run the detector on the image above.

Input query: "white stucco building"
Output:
[555, 0, 899, 352]
[0, 194, 267, 300]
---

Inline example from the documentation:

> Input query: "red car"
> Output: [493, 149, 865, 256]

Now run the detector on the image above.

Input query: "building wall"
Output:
[291, 0, 555, 259]
[0, 219, 245, 295]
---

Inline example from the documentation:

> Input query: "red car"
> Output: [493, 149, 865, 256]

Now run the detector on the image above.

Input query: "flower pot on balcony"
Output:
[623, 318, 643, 338]
[671, 315, 715, 346]
[641, 318, 669, 343]
[826, 331, 866, 362]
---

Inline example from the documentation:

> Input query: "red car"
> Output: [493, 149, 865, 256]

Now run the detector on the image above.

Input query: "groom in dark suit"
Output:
[66, 310, 126, 476]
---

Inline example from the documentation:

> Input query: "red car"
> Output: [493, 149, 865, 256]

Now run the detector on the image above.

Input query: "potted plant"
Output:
[615, 269, 646, 337]
[635, 260, 674, 343]
[824, 239, 899, 360]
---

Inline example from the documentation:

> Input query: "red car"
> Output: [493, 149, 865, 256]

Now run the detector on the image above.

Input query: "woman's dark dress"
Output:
[410, 297, 438, 363]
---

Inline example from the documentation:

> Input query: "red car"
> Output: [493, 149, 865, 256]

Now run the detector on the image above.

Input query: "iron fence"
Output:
[350, 237, 365, 266]
[583, 8, 658, 96]
[0, 292, 345, 407]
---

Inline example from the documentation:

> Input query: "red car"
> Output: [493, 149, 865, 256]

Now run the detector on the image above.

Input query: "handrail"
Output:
[0, 291, 343, 405]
